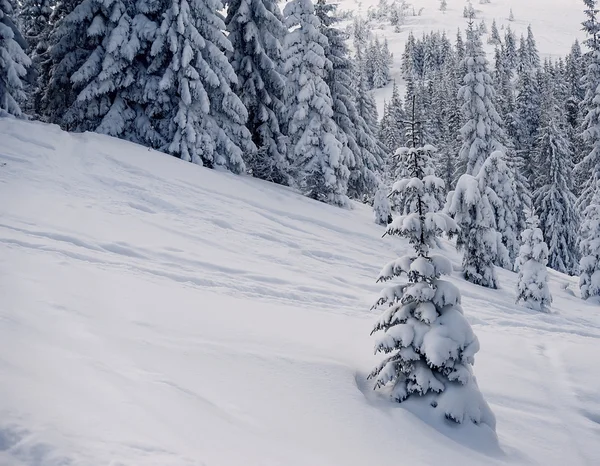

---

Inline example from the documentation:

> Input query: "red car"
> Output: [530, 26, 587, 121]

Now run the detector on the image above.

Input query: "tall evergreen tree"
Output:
[532, 86, 579, 274]
[40, 0, 139, 134]
[316, 0, 382, 200]
[579, 0, 600, 299]
[146, 0, 254, 170]
[369, 36, 389, 89]
[432, 68, 459, 192]
[578, 0, 600, 210]
[493, 45, 514, 131]
[381, 80, 404, 153]
[401, 31, 416, 77]
[525, 24, 541, 69]
[283, 0, 349, 206]
[355, 49, 381, 142]
[226, 0, 289, 183]
[19, 0, 55, 115]
[565, 40, 586, 181]
[514, 65, 542, 189]
[0, 0, 31, 116]
[355, 53, 387, 190]
[455, 29, 465, 64]
[477, 152, 522, 267]
[41, 0, 254, 171]
[457, 17, 505, 177]
[503, 26, 518, 70]
[493, 45, 531, 241]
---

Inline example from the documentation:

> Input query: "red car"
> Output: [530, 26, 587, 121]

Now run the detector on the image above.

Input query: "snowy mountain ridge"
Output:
[1, 117, 599, 465]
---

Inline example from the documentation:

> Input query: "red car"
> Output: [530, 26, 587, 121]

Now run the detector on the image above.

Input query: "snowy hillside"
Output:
[336, 0, 586, 113]
[1, 117, 600, 465]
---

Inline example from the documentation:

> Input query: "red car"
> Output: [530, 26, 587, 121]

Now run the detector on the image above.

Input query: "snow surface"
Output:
[1, 117, 600, 465]
[336, 0, 586, 115]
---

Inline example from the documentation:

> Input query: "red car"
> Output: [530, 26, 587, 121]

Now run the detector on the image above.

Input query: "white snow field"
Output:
[337, 0, 586, 114]
[1, 117, 600, 465]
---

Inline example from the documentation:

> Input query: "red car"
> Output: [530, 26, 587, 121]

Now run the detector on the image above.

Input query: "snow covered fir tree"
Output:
[447, 159, 506, 289]
[579, 0, 600, 299]
[282, 0, 349, 206]
[146, 0, 255, 171]
[533, 80, 579, 275]
[0, 0, 31, 116]
[456, 13, 505, 177]
[369, 109, 495, 428]
[315, 0, 384, 201]
[515, 216, 552, 312]
[225, 0, 289, 184]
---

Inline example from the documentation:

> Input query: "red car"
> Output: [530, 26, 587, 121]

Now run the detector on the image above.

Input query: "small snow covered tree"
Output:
[580, 189, 600, 300]
[508, 8, 515, 22]
[370, 36, 389, 89]
[477, 151, 521, 267]
[225, 0, 289, 184]
[488, 19, 501, 45]
[283, 0, 349, 206]
[478, 19, 487, 36]
[515, 216, 552, 312]
[525, 25, 541, 69]
[369, 117, 495, 428]
[0, 0, 31, 116]
[439, 0, 447, 13]
[463, 3, 475, 19]
[457, 16, 505, 178]
[447, 170, 505, 288]
[373, 186, 392, 225]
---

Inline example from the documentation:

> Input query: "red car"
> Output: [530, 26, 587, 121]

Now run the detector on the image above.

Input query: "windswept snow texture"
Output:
[1, 118, 600, 465]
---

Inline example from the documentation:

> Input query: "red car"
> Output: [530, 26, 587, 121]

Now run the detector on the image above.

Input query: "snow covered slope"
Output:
[1, 118, 599, 465]
[337, 0, 586, 114]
